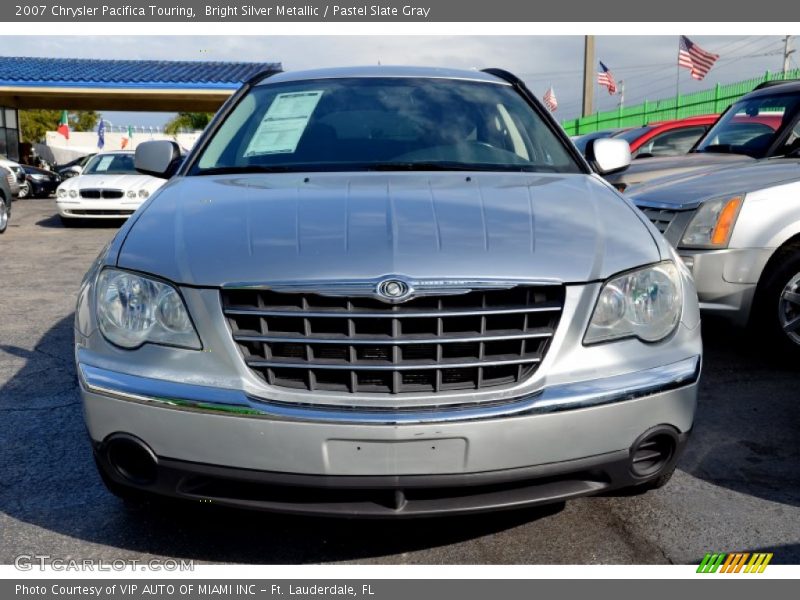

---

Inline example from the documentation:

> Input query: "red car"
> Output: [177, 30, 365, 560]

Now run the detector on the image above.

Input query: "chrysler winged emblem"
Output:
[226, 275, 546, 304]
[376, 279, 411, 301]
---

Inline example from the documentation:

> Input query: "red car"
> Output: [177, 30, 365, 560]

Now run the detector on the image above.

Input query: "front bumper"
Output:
[80, 356, 699, 516]
[30, 180, 59, 196]
[678, 247, 773, 326]
[57, 199, 141, 219]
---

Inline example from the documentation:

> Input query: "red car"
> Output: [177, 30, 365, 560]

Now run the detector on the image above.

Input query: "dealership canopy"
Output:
[0, 56, 282, 111]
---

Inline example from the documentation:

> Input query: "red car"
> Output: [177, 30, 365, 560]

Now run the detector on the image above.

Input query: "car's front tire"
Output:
[17, 182, 30, 199]
[0, 195, 9, 233]
[753, 244, 800, 355]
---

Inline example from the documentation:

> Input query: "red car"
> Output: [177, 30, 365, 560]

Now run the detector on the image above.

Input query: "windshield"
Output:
[83, 154, 137, 175]
[613, 126, 652, 144]
[191, 77, 582, 174]
[694, 93, 800, 157]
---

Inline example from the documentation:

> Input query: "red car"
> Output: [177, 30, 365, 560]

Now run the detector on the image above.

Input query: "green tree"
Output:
[70, 111, 100, 133]
[19, 109, 100, 143]
[164, 112, 213, 135]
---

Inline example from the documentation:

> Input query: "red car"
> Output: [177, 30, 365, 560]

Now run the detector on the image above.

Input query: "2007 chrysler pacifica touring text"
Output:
[75, 66, 702, 516]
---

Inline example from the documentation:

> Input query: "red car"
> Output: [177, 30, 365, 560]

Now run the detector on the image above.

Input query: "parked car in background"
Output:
[57, 153, 96, 180]
[56, 151, 166, 224]
[76, 66, 701, 517]
[0, 157, 23, 197]
[19, 164, 61, 198]
[630, 155, 800, 353]
[608, 81, 798, 190]
[574, 117, 714, 161]
[0, 165, 13, 233]
[616, 115, 717, 158]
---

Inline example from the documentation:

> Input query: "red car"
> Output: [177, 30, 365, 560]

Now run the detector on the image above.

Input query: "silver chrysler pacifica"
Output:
[75, 66, 702, 517]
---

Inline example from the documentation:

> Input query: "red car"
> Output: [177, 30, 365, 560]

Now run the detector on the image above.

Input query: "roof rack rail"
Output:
[753, 79, 800, 90]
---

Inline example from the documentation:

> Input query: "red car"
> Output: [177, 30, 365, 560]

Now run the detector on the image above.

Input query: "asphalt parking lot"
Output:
[1, 197, 798, 565]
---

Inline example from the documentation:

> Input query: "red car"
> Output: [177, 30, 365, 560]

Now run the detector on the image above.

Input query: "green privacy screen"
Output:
[561, 68, 800, 135]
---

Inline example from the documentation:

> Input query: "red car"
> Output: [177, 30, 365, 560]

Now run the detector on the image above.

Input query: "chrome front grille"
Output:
[640, 207, 679, 234]
[222, 286, 565, 394]
[80, 189, 124, 199]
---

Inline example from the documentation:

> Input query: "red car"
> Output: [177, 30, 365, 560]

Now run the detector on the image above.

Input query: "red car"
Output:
[614, 115, 719, 158]
[615, 113, 785, 159]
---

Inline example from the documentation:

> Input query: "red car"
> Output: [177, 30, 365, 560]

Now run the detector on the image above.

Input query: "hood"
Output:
[606, 153, 753, 188]
[629, 158, 800, 209]
[60, 173, 164, 191]
[116, 172, 660, 287]
[25, 165, 58, 177]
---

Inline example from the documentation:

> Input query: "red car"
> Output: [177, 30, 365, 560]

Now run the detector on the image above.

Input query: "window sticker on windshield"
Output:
[94, 156, 114, 171]
[243, 91, 324, 156]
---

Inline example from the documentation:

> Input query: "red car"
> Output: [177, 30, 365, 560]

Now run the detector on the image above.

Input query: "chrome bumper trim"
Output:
[78, 355, 700, 424]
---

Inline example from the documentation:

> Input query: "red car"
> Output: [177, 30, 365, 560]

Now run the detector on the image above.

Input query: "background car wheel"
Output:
[753, 244, 800, 355]
[0, 196, 9, 233]
[17, 182, 29, 199]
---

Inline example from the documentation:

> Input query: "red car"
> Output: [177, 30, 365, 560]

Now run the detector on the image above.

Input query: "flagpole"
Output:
[675, 36, 681, 119]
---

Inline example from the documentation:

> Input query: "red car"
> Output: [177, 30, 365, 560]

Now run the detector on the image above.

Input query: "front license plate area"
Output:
[325, 438, 467, 475]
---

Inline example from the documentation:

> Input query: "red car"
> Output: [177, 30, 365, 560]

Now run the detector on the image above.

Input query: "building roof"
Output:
[0, 56, 282, 112]
[0, 56, 281, 90]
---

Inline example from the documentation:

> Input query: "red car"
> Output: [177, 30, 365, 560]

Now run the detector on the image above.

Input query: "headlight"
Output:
[680, 196, 742, 249]
[57, 188, 67, 198]
[585, 262, 682, 344]
[126, 190, 137, 199]
[96, 268, 201, 350]
[69, 189, 78, 198]
[30, 173, 48, 181]
[138, 189, 150, 199]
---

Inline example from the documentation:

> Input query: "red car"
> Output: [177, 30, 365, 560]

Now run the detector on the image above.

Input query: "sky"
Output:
[0, 35, 795, 128]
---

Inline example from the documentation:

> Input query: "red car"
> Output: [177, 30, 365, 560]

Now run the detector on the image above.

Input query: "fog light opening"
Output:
[105, 434, 158, 485]
[629, 428, 678, 479]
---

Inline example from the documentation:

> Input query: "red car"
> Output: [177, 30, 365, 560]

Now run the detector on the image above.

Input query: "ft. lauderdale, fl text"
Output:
[271, 584, 376, 596]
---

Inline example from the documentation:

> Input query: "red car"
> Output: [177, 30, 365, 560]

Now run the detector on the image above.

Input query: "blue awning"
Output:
[0, 56, 282, 90]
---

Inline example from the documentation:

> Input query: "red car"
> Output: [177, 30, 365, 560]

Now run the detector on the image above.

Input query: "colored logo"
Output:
[697, 552, 773, 573]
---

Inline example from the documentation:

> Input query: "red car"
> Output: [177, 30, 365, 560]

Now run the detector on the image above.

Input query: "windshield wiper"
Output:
[195, 162, 551, 175]
[363, 162, 540, 172]
[195, 165, 304, 176]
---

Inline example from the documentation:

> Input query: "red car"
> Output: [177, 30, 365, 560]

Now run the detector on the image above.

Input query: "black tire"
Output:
[752, 244, 800, 355]
[17, 181, 30, 199]
[0, 195, 8, 233]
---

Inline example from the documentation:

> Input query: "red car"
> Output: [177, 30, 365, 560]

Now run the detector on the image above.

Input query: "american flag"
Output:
[542, 86, 558, 112]
[678, 35, 719, 81]
[597, 61, 617, 95]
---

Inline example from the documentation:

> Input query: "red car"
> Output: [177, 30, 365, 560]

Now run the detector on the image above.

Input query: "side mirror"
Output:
[135, 140, 181, 179]
[585, 138, 631, 175]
